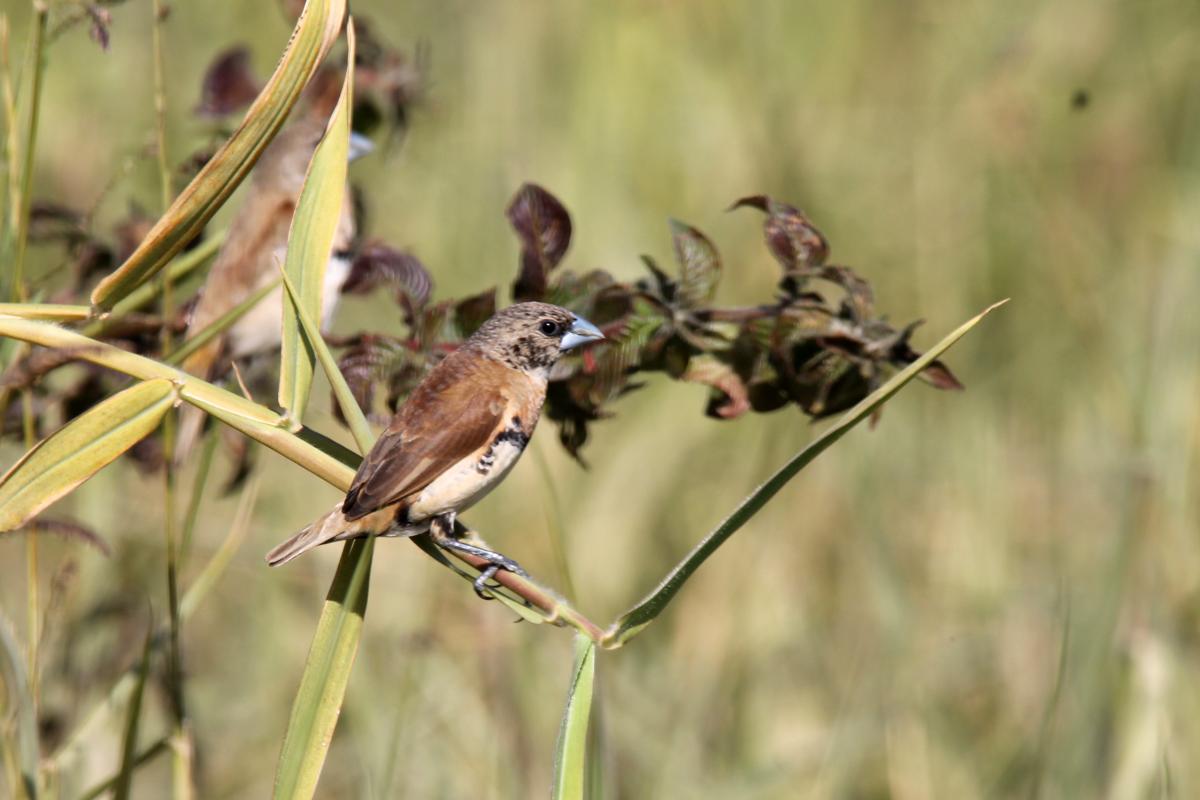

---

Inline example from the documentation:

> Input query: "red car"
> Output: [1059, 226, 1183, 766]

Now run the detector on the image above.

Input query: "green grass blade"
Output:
[272, 537, 374, 800]
[165, 276, 281, 367]
[0, 613, 39, 799]
[552, 634, 597, 800]
[112, 623, 154, 800]
[0, 315, 356, 490]
[278, 19, 356, 426]
[0, 379, 177, 532]
[113, 626, 153, 800]
[603, 300, 1008, 647]
[278, 267, 372, 453]
[89, 0, 347, 310]
[0, 304, 89, 321]
[82, 232, 224, 337]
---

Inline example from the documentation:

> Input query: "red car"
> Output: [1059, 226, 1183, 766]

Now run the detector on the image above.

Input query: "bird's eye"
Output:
[539, 320, 561, 336]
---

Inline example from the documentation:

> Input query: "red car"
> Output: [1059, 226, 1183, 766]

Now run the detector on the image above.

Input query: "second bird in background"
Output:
[174, 113, 373, 463]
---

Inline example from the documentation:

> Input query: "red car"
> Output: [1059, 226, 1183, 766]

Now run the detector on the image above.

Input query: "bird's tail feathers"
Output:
[265, 503, 403, 566]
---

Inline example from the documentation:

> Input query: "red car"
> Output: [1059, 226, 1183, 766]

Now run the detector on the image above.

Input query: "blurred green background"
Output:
[3, 0, 1199, 797]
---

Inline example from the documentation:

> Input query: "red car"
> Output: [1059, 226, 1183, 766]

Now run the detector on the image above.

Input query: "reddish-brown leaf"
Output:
[507, 183, 572, 301]
[731, 195, 829, 273]
[195, 46, 262, 117]
[683, 355, 751, 419]
[454, 288, 497, 338]
[669, 220, 722, 307]
[341, 241, 434, 310]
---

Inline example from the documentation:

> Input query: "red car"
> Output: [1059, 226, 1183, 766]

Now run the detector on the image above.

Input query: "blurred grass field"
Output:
[3, 0, 1200, 797]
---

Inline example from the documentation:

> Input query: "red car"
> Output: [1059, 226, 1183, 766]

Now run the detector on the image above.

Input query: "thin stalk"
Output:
[113, 626, 153, 800]
[11, 3, 48, 302]
[20, 387, 39, 772]
[179, 427, 219, 566]
[151, 0, 171, 212]
[149, 3, 192, 793]
[2, 14, 18, 240]
[49, 478, 259, 776]
[532, 443, 578, 600]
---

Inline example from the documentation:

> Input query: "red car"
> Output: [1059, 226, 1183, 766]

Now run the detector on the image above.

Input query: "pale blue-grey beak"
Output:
[348, 132, 375, 163]
[560, 315, 604, 351]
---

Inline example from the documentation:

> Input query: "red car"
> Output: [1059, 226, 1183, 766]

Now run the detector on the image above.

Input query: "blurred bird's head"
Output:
[253, 116, 375, 196]
[468, 302, 604, 374]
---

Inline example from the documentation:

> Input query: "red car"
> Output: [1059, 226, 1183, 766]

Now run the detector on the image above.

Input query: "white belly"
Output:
[405, 436, 526, 521]
[228, 254, 350, 360]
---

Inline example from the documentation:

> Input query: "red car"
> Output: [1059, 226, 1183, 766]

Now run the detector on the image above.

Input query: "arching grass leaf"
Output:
[552, 634, 597, 800]
[272, 538, 374, 800]
[0, 378, 177, 532]
[278, 15, 356, 427]
[602, 300, 1007, 647]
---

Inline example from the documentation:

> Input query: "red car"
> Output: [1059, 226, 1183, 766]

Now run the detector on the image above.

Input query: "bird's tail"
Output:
[265, 503, 404, 566]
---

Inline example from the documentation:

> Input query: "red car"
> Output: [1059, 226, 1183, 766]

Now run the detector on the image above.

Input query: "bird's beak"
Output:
[348, 132, 375, 163]
[560, 316, 605, 351]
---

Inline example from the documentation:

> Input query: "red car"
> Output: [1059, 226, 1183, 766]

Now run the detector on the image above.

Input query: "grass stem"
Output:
[10, 3, 47, 303]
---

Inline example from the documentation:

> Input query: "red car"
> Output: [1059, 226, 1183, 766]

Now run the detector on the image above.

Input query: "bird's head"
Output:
[469, 302, 605, 375]
[255, 117, 374, 196]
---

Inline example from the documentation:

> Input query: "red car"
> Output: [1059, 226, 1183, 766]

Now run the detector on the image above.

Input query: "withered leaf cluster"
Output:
[334, 184, 963, 461]
[2, 25, 958, 470]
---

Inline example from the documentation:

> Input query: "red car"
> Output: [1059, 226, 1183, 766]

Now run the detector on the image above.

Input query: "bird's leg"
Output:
[428, 512, 527, 600]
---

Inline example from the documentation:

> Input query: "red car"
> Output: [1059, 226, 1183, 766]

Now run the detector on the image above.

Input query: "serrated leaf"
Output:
[668, 219, 721, 307]
[508, 183, 572, 301]
[279, 18, 356, 425]
[341, 242, 433, 310]
[90, 0, 348, 310]
[731, 195, 829, 274]
[591, 314, 663, 404]
[335, 334, 422, 423]
[0, 379, 177, 532]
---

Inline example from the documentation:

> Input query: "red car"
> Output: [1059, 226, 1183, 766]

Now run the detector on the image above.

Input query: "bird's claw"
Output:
[471, 556, 527, 600]
[473, 566, 500, 600]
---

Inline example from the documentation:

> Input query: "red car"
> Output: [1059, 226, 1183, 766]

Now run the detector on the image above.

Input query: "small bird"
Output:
[265, 302, 604, 595]
[174, 114, 373, 462]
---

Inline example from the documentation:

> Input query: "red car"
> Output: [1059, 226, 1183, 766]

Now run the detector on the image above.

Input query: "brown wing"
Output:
[341, 350, 510, 519]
